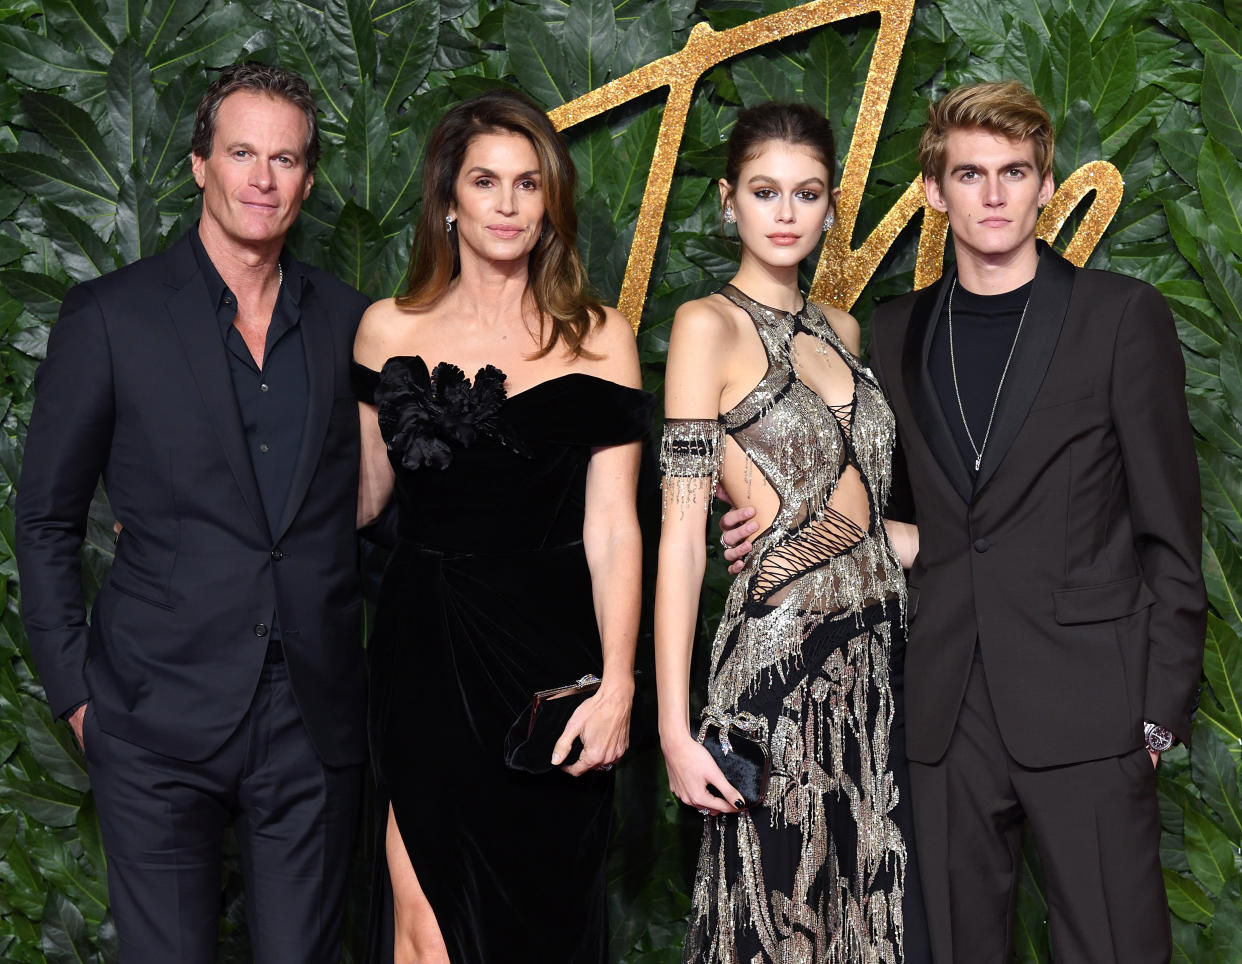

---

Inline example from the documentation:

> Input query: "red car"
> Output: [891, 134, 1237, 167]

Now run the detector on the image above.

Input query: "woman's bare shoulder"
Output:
[813, 300, 862, 357]
[671, 292, 744, 345]
[354, 297, 428, 368]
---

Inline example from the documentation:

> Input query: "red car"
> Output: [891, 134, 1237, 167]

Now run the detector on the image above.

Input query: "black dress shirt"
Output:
[928, 279, 1033, 475]
[189, 227, 308, 534]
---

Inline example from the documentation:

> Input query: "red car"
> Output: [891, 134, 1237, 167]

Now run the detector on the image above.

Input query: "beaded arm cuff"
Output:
[659, 418, 726, 519]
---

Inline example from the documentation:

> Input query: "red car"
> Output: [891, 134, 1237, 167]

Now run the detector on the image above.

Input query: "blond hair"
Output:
[918, 81, 1054, 183]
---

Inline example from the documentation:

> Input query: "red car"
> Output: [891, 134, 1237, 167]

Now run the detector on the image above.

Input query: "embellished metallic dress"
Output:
[661, 286, 908, 963]
[354, 356, 654, 964]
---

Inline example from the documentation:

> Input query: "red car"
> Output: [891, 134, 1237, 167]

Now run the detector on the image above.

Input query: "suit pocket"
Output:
[108, 577, 175, 611]
[1052, 575, 1156, 625]
[1029, 380, 1094, 413]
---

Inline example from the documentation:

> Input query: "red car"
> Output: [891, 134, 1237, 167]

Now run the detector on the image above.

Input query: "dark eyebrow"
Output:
[464, 167, 541, 179]
[745, 175, 826, 188]
[950, 159, 1034, 175]
[224, 141, 302, 159]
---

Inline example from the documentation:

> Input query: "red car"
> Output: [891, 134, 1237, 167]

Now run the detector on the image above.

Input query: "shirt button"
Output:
[973, 538, 990, 553]
[254, 623, 268, 637]
[260, 383, 269, 392]
[271, 548, 283, 560]
[259, 443, 269, 453]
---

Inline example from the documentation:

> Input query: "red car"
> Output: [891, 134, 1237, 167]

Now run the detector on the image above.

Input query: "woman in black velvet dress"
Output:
[353, 90, 652, 963]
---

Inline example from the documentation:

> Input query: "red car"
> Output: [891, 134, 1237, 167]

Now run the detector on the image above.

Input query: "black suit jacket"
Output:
[16, 232, 370, 766]
[870, 246, 1205, 768]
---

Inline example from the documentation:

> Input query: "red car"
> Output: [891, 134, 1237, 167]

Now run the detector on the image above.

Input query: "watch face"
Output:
[1146, 725, 1174, 752]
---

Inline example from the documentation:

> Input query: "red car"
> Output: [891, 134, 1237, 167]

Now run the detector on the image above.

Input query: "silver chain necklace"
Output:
[947, 277, 1031, 472]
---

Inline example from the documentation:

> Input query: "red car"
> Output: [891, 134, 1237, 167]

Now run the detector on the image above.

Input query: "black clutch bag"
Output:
[697, 710, 770, 810]
[504, 675, 601, 773]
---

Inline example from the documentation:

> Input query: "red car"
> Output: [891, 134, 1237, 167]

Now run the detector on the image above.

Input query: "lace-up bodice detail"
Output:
[661, 285, 904, 641]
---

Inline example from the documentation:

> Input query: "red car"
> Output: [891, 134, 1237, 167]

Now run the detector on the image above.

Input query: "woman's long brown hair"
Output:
[396, 89, 604, 359]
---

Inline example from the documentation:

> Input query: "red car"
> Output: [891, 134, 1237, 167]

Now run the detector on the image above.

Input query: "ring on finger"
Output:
[697, 807, 711, 815]
[599, 763, 613, 771]
[719, 533, 729, 549]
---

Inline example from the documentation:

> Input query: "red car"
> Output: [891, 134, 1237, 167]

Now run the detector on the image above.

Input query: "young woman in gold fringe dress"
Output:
[654, 103, 922, 963]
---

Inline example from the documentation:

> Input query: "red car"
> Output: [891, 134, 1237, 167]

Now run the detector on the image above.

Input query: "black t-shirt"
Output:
[928, 278, 1033, 474]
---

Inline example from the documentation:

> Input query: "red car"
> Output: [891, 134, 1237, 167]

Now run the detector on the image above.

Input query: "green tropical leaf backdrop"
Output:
[0, 0, 1239, 960]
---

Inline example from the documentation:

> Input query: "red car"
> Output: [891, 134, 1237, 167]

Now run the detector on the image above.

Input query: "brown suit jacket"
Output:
[869, 245, 1205, 768]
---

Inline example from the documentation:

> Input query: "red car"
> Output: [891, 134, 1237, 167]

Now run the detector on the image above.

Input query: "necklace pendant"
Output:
[974, 454, 982, 471]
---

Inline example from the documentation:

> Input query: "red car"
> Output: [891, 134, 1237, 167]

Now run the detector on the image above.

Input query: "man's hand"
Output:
[69, 703, 87, 752]
[720, 505, 758, 575]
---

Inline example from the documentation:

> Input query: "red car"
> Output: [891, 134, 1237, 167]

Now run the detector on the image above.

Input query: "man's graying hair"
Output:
[191, 62, 321, 171]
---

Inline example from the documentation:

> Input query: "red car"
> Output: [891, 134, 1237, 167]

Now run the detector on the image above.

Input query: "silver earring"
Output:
[724, 206, 736, 224]
[445, 215, 454, 233]
[823, 212, 835, 231]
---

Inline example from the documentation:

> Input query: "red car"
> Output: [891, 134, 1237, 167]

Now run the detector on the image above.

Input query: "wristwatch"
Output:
[1144, 722, 1175, 753]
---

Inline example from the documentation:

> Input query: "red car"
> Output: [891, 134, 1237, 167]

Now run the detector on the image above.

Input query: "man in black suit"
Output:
[16, 63, 370, 962]
[724, 82, 1204, 962]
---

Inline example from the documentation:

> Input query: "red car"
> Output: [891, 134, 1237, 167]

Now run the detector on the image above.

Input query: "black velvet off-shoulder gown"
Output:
[353, 356, 654, 963]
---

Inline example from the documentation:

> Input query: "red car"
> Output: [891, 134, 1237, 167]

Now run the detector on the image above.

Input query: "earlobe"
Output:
[191, 153, 206, 189]
[923, 178, 947, 213]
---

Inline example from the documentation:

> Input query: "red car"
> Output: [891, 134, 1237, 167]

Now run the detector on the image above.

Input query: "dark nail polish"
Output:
[735, 798, 745, 808]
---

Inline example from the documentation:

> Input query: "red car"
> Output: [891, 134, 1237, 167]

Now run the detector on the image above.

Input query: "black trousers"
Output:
[909, 659, 1170, 964]
[85, 657, 362, 963]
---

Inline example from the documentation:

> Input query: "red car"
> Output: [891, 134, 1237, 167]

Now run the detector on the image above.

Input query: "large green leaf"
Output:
[1054, 99, 1102, 183]
[803, 26, 853, 137]
[326, 200, 387, 295]
[148, 3, 259, 77]
[1192, 723, 1242, 843]
[1200, 243, 1242, 332]
[504, 4, 574, 109]
[1200, 442, 1242, 542]
[1185, 804, 1236, 896]
[564, 0, 616, 92]
[1198, 137, 1242, 254]
[30, 204, 115, 284]
[1176, 1, 1242, 71]
[342, 83, 391, 212]
[937, 0, 1006, 60]
[1166, 868, 1215, 925]
[1202, 615, 1242, 754]
[0, 273, 67, 323]
[375, 0, 438, 115]
[614, 0, 675, 77]
[1090, 28, 1137, 129]
[114, 165, 160, 264]
[325, 0, 378, 95]
[0, 25, 106, 93]
[1203, 52, 1242, 161]
[18, 92, 119, 194]
[146, 72, 200, 189]
[42, 0, 117, 59]
[0, 774, 79, 828]
[104, 39, 156, 175]
[1048, 13, 1092, 125]
[39, 890, 90, 964]
[139, 0, 208, 60]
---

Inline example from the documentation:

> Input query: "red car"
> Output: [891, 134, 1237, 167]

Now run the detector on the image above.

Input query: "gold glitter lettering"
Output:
[549, 0, 1123, 329]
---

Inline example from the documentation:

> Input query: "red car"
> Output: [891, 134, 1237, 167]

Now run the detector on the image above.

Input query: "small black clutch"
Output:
[504, 675, 602, 773]
[697, 710, 770, 810]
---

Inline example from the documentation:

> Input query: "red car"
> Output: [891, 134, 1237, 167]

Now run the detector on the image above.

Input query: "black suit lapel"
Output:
[163, 236, 270, 538]
[901, 269, 974, 503]
[274, 273, 333, 541]
[972, 246, 1077, 495]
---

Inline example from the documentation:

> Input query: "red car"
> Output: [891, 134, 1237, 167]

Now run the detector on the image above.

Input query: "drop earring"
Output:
[823, 211, 835, 231]
[723, 206, 736, 224]
[445, 215, 455, 233]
